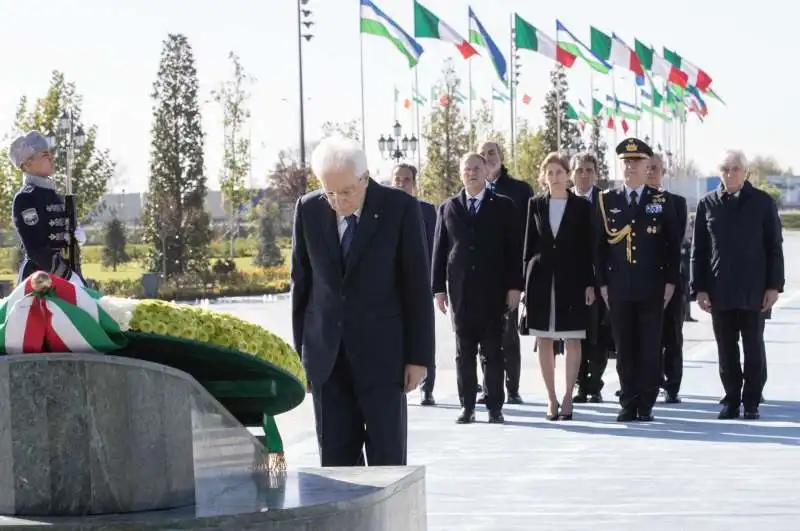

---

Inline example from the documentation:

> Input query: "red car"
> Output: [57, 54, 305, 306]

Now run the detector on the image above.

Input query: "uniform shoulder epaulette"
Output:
[601, 189, 612, 195]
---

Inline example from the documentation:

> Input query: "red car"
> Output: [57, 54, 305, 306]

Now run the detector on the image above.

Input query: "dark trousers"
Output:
[480, 309, 521, 396]
[711, 309, 765, 410]
[576, 338, 608, 396]
[609, 297, 664, 413]
[661, 288, 684, 395]
[311, 347, 407, 467]
[458, 325, 504, 412]
[421, 355, 436, 394]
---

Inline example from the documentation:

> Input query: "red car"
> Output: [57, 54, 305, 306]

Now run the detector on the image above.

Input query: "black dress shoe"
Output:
[717, 405, 740, 420]
[589, 393, 603, 403]
[573, 393, 588, 403]
[546, 403, 560, 421]
[420, 393, 436, 406]
[558, 410, 573, 421]
[664, 393, 681, 404]
[488, 411, 505, 424]
[507, 393, 523, 405]
[456, 409, 476, 424]
[637, 411, 654, 422]
[616, 408, 637, 422]
[476, 395, 487, 405]
[743, 408, 760, 420]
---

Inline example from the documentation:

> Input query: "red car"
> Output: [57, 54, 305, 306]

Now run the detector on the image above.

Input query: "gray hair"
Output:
[721, 149, 748, 169]
[311, 136, 369, 179]
[460, 152, 487, 166]
[570, 151, 598, 172]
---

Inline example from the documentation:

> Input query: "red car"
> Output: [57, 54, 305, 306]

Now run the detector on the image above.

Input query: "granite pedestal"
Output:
[0, 354, 427, 530]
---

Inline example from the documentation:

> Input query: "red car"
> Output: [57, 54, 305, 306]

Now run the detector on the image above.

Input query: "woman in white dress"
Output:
[520, 153, 595, 420]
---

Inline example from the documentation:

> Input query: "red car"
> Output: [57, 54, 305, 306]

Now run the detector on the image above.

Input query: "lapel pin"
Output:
[374, 213, 379, 219]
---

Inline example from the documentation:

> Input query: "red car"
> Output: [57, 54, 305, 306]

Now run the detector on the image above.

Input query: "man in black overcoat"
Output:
[691, 149, 784, 420]
[647, 153, 689, 404]
[291, 137, 434, 466]
[432, 152, 523, 424]
[570, 152, 610, 403]
[595, 138, 681, 422]
[477, 141, 533, 405]
[391, 163, 439, 406]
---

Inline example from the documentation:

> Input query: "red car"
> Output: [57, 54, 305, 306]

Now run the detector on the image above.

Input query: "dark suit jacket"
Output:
[418, 199, 437, 266]
[521, 193, 594, 332]
[691, 181, 784, 312]
[291, 179, 435, 385]
[594, 185, 681, 302]
[488, 166, 534, 244]
[431, 188, 523, 333]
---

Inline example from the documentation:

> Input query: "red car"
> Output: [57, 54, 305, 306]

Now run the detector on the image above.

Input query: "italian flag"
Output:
[360, 0, 424, 68]
[414, 1, 477, 59]
[0, 273, 125, 354]
[514, 14, 576, 68]
[663, 47, 713, 92]
[634, 39, 688, 88]
[589, 28, 643, 76]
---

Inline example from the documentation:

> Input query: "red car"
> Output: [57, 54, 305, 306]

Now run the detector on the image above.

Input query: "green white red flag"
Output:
[414, 1, 477, 59]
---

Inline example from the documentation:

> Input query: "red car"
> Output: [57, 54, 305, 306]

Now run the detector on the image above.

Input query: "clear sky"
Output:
[1, 0, 796, 192]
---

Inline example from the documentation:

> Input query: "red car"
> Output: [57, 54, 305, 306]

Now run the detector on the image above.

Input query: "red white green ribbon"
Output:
[0, 272, 126, 354]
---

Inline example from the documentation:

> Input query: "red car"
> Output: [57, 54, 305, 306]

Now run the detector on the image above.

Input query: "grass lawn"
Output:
[0, 250, 291, 284]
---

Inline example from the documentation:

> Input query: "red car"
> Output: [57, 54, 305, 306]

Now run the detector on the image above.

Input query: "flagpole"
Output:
[468, 59, 474, 148]
[509, 13, 516, 170]
[611, 75, 618, 182]
[393, 86, 398, 122]
[556, 90, 562, 152]
[414, 67, 422, 170]
[634, 87, 639, 138]
[358, 3, 366, 150]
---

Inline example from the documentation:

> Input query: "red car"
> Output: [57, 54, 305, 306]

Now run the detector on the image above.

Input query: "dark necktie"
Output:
[340, 214, 358, 258]
[468, 197, 478, 217]
[629, 190, 638, 206]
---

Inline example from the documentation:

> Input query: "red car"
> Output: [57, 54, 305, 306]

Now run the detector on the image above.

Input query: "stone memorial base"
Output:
[0, 354, 426, 530]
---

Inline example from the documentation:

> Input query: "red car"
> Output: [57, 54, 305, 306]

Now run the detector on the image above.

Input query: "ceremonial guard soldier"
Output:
[9, 131, 84, 286]
[594, 138, 681, 422]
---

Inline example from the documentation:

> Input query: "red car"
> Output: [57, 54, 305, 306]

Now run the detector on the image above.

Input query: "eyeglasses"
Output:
[323, 175, 366, 201]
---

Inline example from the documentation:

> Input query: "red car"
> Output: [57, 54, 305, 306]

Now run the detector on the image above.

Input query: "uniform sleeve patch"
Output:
[21, 208, 39, 226]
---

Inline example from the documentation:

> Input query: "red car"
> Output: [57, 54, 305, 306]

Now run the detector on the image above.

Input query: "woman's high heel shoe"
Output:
[546, 402, 560, 421]
[558, 410, 573, 421]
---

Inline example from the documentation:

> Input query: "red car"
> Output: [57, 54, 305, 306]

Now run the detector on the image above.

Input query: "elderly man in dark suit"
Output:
[647, 153, 689, 404]
[692, 149, 784, 420]
[432, 152, 523, 424]
[291, 136, 435, 467]
[478, 141, 533, 405]
[391, 162, 438, 406]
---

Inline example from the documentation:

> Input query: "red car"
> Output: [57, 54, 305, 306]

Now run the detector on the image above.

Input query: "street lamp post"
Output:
[297, 0, 314, 170]
[378, 121, 418, 164]
[47, 110, 86, 275]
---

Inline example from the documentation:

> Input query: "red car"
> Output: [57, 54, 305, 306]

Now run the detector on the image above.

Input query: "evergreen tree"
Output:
[102, 217, 129, 272]
[542, 65, 584, 155]
[212, 51, 254, 259]
[0, 71, 115, 230]
[419, 58, 471, 204]
[143, 34, 211, 278]
[588, 116, 610, 186]
[253, 203, 283, 268]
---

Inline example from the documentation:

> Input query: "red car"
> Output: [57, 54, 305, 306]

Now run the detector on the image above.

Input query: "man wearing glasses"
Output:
[291, 136, 434, 467]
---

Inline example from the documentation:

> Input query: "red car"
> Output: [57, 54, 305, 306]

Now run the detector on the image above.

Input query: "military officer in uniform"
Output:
[594, 138, 681, 422]
[9, 131, 84, 286]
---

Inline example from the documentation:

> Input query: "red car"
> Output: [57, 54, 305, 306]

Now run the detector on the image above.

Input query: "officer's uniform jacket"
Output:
[594, 185, 681, 302]
[12, 173, 71, 281]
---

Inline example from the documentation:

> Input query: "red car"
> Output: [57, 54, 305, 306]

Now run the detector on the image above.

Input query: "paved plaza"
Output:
[209, 232, 800, 531]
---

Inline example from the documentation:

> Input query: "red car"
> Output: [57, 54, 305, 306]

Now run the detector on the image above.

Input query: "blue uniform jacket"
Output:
[12, 174, 71, 282]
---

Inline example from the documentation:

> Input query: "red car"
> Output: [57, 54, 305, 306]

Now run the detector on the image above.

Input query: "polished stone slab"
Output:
[0, 467, 426, 530]
[0, 354, 196, 516]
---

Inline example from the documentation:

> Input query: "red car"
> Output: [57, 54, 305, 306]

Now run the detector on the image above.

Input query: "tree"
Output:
[748, 155, 792, 180]
[212, 51, 254, 259]
[513, 120, 548, 190]
[268, 149, 309, 203]
[142, 34, 211, 278]
[321, 119, 361, 142]
[253, 202, 284, 268]
[542, 65, 584, 155]
[419, 59, 471, 203]
[587, 116, 610, 186]
[102, 217, 130, 272]
[0, 71, 115, 230]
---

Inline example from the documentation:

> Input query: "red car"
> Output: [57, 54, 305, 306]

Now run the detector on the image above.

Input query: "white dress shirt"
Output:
[466, 188, 486, 212]
[623, 184, 645, 204]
